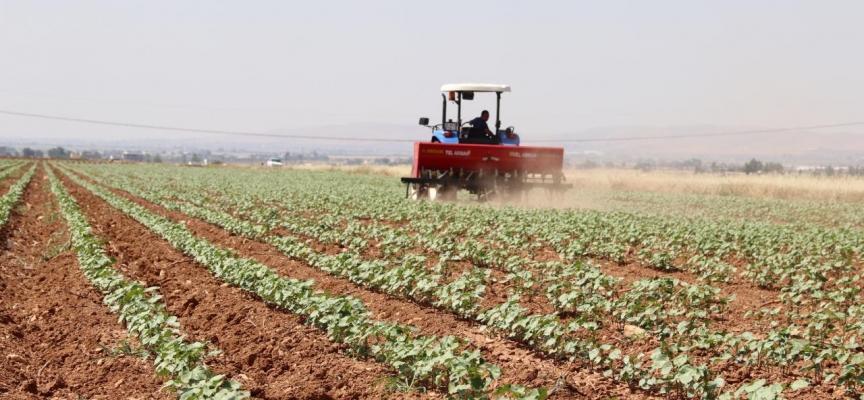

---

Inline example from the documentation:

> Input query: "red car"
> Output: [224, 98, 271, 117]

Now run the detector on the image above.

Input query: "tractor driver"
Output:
[469, 110, 493, 137]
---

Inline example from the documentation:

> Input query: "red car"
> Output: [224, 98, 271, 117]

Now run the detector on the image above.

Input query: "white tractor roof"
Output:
[440, 83, 511, 93]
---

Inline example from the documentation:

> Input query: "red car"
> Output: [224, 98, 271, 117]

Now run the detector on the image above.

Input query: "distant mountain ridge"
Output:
[6, 122, 863, 163]
[262, 123, 864, 162]
[525, 125, 864, 162]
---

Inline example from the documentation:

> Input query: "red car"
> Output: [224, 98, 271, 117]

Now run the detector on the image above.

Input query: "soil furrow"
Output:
[71, 168, 659, 400]
[56, 169, 405, 399]
[0, 165, 167, 399]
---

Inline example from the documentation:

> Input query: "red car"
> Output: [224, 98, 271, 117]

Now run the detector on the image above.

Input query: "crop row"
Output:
[73, 164, 734, 340]
[0, 163, 35, 228]
[154, 166, 863, 346]
[87, 163, 864, 295]
[55, 163, 544, 399]
[67, 166, 808, 341]
[0, 160, 27, 182]
[45, 164, 249, 400]
[60, 164, 820, 399]
[74, 163, 864, 397]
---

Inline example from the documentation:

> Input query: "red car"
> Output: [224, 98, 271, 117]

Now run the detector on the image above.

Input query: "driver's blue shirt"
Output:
[470, 117, 488, 131]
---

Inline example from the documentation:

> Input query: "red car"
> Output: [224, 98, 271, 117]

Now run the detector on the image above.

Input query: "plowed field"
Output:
[3, 160, 864, 400]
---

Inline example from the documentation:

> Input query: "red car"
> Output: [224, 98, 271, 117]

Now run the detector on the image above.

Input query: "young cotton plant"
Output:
[0, 163, 35, 228]
[77, 164, 748, 397]
[46, 164, 248, 400]
[0, 161, 26, 182]
[60, 165, 543, 399]
[79, 164, 833, 396]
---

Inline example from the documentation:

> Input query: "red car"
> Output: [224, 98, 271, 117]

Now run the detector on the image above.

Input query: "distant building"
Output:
[122, 152, 144, 162]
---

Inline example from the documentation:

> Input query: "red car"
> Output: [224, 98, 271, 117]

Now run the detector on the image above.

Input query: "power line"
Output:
[0, 90, 406, 118]
[1, 109, 861, 144]
[530, 122, 864, 143]
[0, 109, 418, 143]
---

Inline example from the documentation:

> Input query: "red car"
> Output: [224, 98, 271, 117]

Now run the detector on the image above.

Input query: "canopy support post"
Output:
[495, 92, 501, 131]
[441, 94, 447, 126]
[457, 92, 462, 127]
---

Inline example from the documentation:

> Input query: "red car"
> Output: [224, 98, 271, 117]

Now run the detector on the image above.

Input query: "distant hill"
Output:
[7, 122, 862, 163]
[264, 123, 864, 162]
[530, 125, 864, 163]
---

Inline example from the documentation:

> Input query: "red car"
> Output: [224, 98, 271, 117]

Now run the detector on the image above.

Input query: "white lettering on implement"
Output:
[445, 150, 471, 156]
[509, 151, 560, 159]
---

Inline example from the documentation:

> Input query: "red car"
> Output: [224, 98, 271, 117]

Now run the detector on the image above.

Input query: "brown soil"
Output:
[265, 204, 844, 398]
[273, 219, 549, 315]
[595, 258, 782, 335]
[67, 170, 661, 399]
[294, 209, 776, 338]
[62, 166, 848, 399]
[588, 260, 847, 399]
[0, 166, 168, 399]
[55, 170, 406, 399]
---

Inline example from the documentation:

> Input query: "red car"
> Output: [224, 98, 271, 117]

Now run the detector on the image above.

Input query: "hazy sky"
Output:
[1, 1, 862, 143]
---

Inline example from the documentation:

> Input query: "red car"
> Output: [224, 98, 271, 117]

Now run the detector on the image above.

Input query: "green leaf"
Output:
[790, 379, 809, 391]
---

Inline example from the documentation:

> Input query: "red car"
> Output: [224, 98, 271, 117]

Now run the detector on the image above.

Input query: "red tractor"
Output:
[401, 83, 571, 201]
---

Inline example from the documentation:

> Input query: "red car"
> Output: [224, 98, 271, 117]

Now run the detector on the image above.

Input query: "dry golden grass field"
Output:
[280, 163, 864, 203]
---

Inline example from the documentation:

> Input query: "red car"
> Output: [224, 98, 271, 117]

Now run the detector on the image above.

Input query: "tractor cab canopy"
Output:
[439, 84, 510, 127]
[440, 83, 511, 93]
[418, 83, 519, 145]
